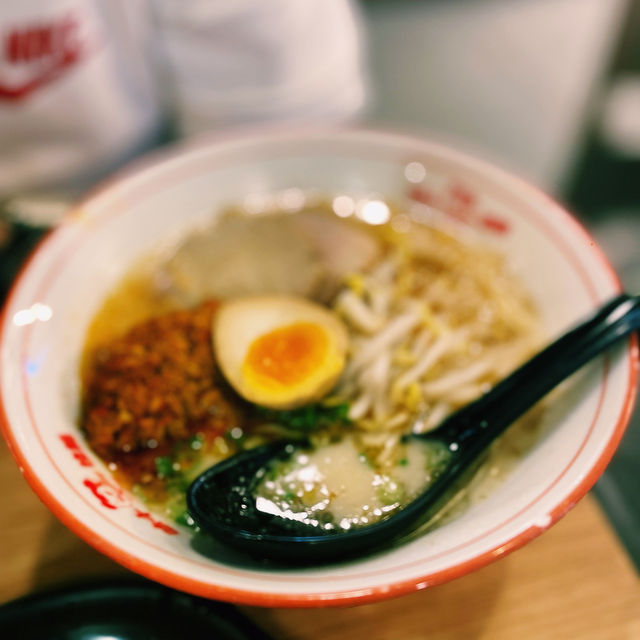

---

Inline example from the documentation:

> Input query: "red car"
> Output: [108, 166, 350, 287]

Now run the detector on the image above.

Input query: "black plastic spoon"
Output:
[187, 293, 640, 563]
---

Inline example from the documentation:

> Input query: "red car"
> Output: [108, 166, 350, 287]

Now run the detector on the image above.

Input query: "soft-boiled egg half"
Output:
[213, 295, 349, 409]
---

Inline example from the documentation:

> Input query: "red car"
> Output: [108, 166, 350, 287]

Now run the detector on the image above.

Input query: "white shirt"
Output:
[0, 0, 366, 200]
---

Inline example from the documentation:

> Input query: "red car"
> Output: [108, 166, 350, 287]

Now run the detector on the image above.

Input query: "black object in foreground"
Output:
[187, 294, 640, 564]
[0, 580, 273, 640]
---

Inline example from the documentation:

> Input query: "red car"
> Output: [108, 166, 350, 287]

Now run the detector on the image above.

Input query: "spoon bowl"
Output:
[187, 293, 640, 563]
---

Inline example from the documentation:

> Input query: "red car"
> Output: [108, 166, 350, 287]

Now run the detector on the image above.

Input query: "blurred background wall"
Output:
[361, 0, 626, 193]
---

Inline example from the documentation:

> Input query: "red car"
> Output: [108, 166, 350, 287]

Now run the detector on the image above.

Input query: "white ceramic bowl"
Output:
[1, 128, 637, 607]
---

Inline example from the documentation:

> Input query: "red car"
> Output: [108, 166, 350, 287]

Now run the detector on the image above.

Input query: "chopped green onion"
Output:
[154, 456, 175, 479]
[255, 402, 351, 432]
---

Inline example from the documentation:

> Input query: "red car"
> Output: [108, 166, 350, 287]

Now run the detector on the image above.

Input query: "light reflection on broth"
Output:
[254, 437, 451, 531]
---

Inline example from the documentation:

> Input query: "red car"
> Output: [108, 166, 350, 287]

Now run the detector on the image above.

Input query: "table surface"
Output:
[1, 438, 639, 639]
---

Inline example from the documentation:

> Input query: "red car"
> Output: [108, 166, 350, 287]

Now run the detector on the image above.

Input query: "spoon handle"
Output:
[436, 293, 640, 456]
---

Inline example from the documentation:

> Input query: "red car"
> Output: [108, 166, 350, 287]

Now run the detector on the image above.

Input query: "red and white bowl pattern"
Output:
[1, 129, 637, 606]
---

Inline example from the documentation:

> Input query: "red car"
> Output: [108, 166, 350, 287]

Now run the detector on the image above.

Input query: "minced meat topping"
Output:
[82, 300, 244, 463]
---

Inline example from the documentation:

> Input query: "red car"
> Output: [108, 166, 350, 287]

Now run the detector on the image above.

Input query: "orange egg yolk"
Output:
[245, 322, 328, 387]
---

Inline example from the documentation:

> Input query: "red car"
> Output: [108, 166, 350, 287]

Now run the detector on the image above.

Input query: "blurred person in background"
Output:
[0, 0, 366, 225]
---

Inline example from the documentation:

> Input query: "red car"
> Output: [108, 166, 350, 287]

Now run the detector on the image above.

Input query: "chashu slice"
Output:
[156, 208, 383, 305]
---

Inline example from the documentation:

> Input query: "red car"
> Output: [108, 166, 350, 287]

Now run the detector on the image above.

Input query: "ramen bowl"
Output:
[0, 128, 637, 607]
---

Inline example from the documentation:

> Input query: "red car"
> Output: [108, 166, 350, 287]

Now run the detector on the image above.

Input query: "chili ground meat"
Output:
[82, 300, 244, 461]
